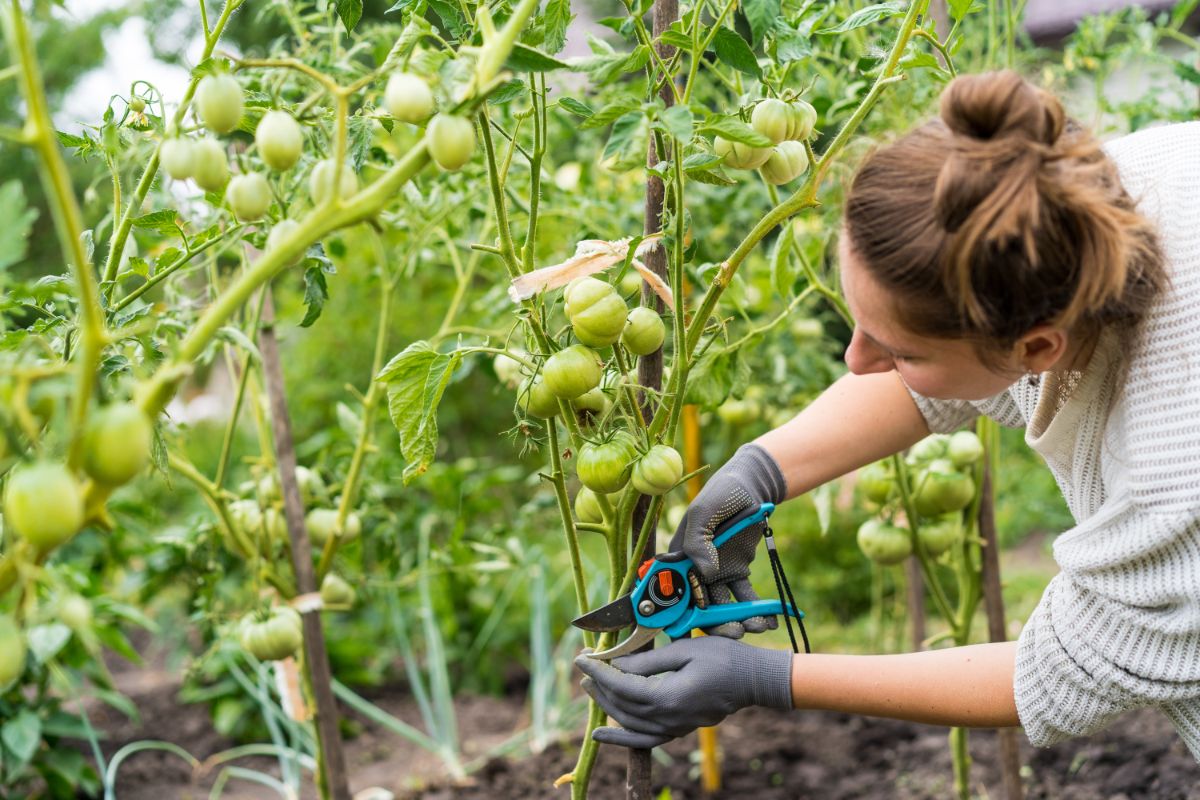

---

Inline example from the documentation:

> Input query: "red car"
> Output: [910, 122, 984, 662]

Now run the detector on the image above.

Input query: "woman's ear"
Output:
[1015, 325, 1069, 373]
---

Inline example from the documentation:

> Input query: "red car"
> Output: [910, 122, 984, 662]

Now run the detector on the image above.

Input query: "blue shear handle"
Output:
[711, 502, 775, 550]
[665, 598, 803, 638]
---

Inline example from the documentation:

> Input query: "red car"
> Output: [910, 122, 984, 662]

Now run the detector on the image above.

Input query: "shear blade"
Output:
[586, 624, 660, 660]
[572, 594, 636, 633]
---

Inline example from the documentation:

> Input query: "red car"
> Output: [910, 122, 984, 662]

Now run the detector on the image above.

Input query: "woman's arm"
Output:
[755, 370, 932, 499]
[792, 641, 1020, 727]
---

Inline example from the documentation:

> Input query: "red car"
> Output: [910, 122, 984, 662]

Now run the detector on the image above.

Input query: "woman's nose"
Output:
[845, 329, 894, 375]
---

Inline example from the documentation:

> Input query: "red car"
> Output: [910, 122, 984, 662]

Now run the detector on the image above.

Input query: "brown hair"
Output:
[843, 70, 1165, 355]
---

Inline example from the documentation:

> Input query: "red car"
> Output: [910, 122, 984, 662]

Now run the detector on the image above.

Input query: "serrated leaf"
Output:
[658, 29, 694, 51]
[948, 0, 979, 21]
[1, 710, 41, 768]
[542, 0, 573, 54]
[488, 79, 528, 105]
[300, 264, 329, 328]
[0, 181, 39, 270]
[131, 209, 182, 236]
[378, 341, 464, 484]
[657, 104, 694, 142]
[712, 27, 761, 78]
[697, 116, 772, 147]
[427, 0, 469, 38]
[683, 346, 749, 407]
[1174, 60, 1200, 86]
[386, 0, 418, 12]
[580, 101, 640, 130]
[558, 97, 594, 118]
[335, 0, 363, 32]
[602, 111, 648, 166]
[506, 42, 571, 72]
[774, 21, 813, 63]
[686, 166, 736, 186]
[742, 0, 781, 47]
[816, 2, 904, 35]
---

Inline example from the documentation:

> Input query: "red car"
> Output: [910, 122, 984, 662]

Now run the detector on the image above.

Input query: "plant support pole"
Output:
[258, 295, 351, 800]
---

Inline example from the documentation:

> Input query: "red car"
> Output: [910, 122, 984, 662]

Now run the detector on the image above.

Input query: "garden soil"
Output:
[76, 664, 1199, 800]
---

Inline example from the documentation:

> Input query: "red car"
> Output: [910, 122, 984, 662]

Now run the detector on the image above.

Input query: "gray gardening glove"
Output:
[668, 442, 787, 637]
[575, 637, 794, 749]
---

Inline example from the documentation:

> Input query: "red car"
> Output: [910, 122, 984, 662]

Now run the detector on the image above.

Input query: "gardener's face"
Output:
[838, 236, 1023, 401]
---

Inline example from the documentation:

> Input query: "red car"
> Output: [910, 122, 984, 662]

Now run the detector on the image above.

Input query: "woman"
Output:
[576, 70, 1200, 761]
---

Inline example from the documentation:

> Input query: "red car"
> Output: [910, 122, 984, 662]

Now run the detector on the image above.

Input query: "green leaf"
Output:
[816, 2, 904, 35]
[378, 341, 465, 484]
[602, 112, 648, 166]
[542, 0, 574, 54]
[386, 0, 419, 12]
[948, 0, 980, 21]
[488, 79, 528, 105]
[580, 101, 640, 130]
[558, 97, 594, 118]
[335, 0, 363, 32]
[683, 346, 749, 407]
[2, 710, 41, 767]
[347, 115, 376, 171]
[300, 264, 329, 328]
[26, 623, 71, 663]
[657, 104, 694, 142]
[712, 27, 761, 78]
[505, 42, 571, 72]
[658, 28, 694, 51]
[774, 21, 813, 63]
[770, 227, 796, 298]
[742, 0, 781, 47]
[577, 44, 650, 84]
[427, 0, 469, 38]
[0, 181, 39, 271]
[131, 209, 182, 237]
[697, 115, 772, 147]
[1174, 60, 1200, 86]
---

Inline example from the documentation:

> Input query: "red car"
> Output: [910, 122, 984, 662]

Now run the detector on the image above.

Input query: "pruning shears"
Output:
[572, 502, 807, 660]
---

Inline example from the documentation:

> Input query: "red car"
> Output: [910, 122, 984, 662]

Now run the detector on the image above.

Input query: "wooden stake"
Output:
[259, 294, 352, 800]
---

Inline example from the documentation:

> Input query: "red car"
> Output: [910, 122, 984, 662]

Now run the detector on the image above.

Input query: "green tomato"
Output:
[385, 73, 435, 124]
[618, 270, 642, 296]
[129, 96, 146, 113]
[857, 461, 894, 505]
[574, 487, 605, 524]
[195, 73, 244, 135]
[517, 376, 560, 419]
[622, 307, 666, 356]
[715, 397, 761, 426]
[3, 461, 84, 552]
[577, 434, 638, 494]
[309, 160, 358, 205]
[240, 607, 303, 662]
[256, 110, 303, 171]
[918, 513, 962, 557]
[191, 138, 229, 192]
[914, 463, 975, 517]
[907, 434, 949, 466]
[543, 345, 603, 399]
[751, 98, 791, 145]
[760, 141, 809, 185]
[226, 173, 272, 221]
[856, 519, 912, 565]
[83, 403, 153, 486]
[571, 387, 612, 418]
[305, 508, 362, 548]
[947, 430, 984, 467]
[493, 350, 528, 389]
[787, 100, 817, 141]
[789, 317, 824, 341]
[427, 114, 476, 171]
[267, 219, 303, 263]
[320, 573, 357, 607]
[0, 615, 26, 692]
[256, 466, 325, 506]
[59, 594, 93, 632]
[714, 136, 771, 170]
[565, 278, 628, 348]
[160, 138, 194, 180]
[631, 444, 684, 496]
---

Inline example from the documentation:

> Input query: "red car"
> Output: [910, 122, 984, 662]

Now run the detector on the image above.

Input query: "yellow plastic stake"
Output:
[684, 404, 722, 791]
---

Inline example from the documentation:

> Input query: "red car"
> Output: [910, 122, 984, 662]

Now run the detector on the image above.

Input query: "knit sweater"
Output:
[906, 121, 1200, 761]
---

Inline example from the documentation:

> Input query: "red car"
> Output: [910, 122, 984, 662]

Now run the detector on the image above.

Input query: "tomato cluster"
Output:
[715, 98, 817, 185]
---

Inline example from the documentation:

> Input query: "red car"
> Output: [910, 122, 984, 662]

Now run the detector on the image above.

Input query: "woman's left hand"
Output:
[574, 636, 794, 749]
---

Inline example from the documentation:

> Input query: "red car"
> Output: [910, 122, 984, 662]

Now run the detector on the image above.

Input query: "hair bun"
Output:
[939, 70, 1064, 146]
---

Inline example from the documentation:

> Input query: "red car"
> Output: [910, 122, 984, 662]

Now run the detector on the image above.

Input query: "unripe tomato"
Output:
[619, 270, 642, 296]
[493, 350, 528, 389]
[129, 96, 146, 114]
[913, 462, 975, 517]
[309, 160, 358, 205]
[256, 466, 325, 506]
[3, 461, 84, 551]
[856, 519, 912, 565]
[947, 430, 984, 467]
[191, 138, 229, 192]
[83, 403, 153, 486]
[226, 173, 272, 221]
[716, 397, 761, 426]
[543, 345, 603, 399]
[320, 573, 357, 607]
[751, 99, 791, 145]
[787, 100, 818, 141]
[574, 487, 605, 524]
[918, 513, 962, 557]
[59, 594, 93, 632]
[760, 141, 809, 185]
[229, 500, 285, 544]
[622, 307, 666, 356]
[240, 607, 303, 661]
[577, 434, 639, 494]
[0, 615, 26, 692]
[631, 445, 684, 496]
[266, 219, 302, 262]
[426, 114, 476, 171]
[714, 136, 771, 170]
[160, 138, 194, 180]
[789, 317, 824, 341]
[385, 73, 435, 124]
[857, 461, 894, 505]
[907, 434, 949, 465]
[571, 387, 612, 417]
[565, 278, 627, 348]
[195, 73, 244, 134]
[256, 110, 303, 171]
[517, 376, 560, 419]
[306, 508, 362, 547]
